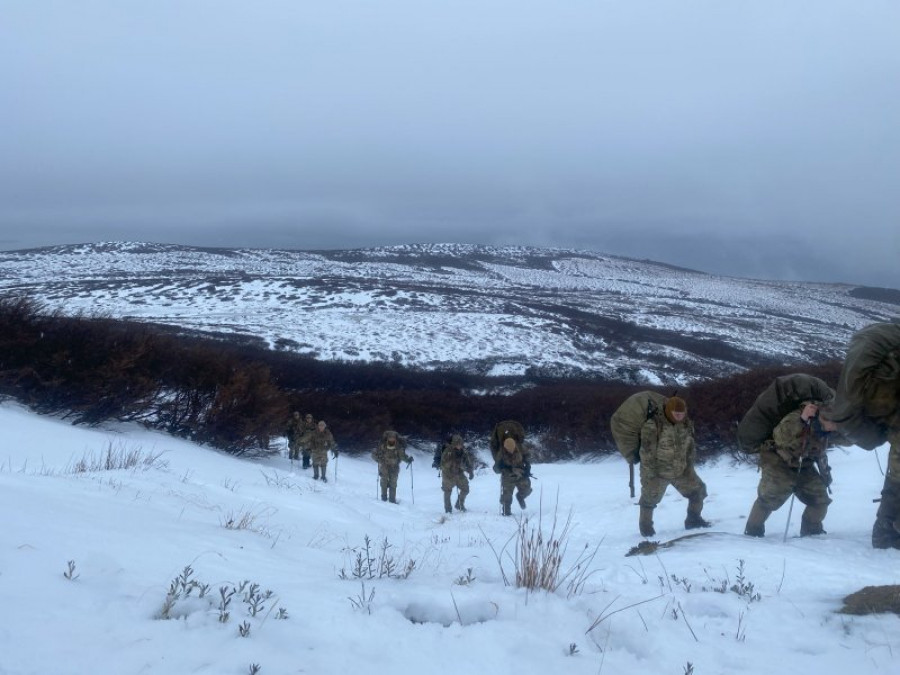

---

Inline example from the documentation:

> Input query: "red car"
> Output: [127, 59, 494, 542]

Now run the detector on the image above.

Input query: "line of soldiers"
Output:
[284, 414, 531, 515]
[281, 321, 900, 544]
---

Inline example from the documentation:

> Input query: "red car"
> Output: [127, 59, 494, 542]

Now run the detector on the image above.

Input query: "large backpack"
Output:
[490, 420, 525, 462]
[830, 322, 900, 450]
[736, 374, 834, 454]
[610, 391, 666, 464]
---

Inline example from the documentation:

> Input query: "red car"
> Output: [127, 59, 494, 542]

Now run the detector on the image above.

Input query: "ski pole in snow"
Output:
[333, 452, 339, 483]
[782, 494, 795, 542]
[409, 461, 415, 504]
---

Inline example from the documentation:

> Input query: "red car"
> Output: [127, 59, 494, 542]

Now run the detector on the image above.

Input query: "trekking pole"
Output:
[409, 461, 415, 505]
[333, 452, 339, 483]
[783, 426, 811, 542]
[782, 495, 796, 543]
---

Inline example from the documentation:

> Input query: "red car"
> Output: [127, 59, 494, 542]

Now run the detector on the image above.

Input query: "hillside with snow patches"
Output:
[1, 242, 896, 384]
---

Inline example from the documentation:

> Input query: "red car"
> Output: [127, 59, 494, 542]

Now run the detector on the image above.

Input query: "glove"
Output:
[468, 470, 474, 480]
[405, 456, 413, 464]
[332, 450, 338, 459]
[432, 459, 440, 469]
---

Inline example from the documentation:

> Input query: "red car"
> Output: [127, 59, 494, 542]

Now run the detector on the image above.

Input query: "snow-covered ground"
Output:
[2, 400, 898, 675]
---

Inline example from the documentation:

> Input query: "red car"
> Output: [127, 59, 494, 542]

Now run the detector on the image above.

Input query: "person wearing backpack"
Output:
[637, 396, 710, 537]
[827, 322, 900, 548]
[439, 434, 474, 514]
[303, 420, 336, 482]
[491, 420, 531, 516]
[744, 402, 837, 537]
[373, 430, 413, 503]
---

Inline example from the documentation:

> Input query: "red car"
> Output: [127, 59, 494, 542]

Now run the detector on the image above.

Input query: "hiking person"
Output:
[439, 434, 474, 514]
[491, 420, 531, 516]
[302, 420, 336, 482]
[373, 430, 413, 503]
[298, 413, 317, 469]
[637, 396, 710, 537]
[827, 322, 900, 548]
[744, 401, 837, 537]
[285, 411, 304, 462]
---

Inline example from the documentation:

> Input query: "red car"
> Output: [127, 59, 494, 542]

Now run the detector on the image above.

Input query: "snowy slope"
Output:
[1, 242, 896, 384]
[1, 401, 899, 675]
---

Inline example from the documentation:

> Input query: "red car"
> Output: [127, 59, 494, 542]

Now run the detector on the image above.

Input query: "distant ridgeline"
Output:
[0, 294, 841, 460]
[848, 287, 900, 306]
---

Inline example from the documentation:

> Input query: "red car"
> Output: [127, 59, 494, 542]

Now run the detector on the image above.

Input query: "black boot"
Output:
[444, 491, 453, 514]
[800, 503, 828, 536]
[502, 502, 512, 516]
[744, 500, 771, 537]
[872, 479, 900, 549]
[639, 507, 655, 537]
[516, 494, 527, 509]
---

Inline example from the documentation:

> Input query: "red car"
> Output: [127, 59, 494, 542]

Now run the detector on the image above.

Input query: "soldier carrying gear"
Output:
[373, 430, 413, 504]
[744, 401, 838, 537]
[827, 322, 900, 549]
[637, 396, 710, 537]
[302, 420, 336, 482]
[299, 413, 316, 469]
[491, 421, 532, 516]
[439, 434, 475, 514]
[286, 411, 304, 462]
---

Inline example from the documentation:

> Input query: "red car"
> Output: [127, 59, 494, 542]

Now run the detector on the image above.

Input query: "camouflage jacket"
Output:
[301, 429, 336, 460]
[494, 442, 531, 480]
[286, 416, 305, 441]
[440, 444, 474, 478]
[373, 438, 411, 469]
[771, 410, 830, 467]
[639, 416, 695, 479]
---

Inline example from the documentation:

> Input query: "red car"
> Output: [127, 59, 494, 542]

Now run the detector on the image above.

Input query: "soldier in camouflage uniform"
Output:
[373, 430, 413, 503]
[744, 402, 837, 537]
[439, 434, 474, 514]
[302, 420, 336, 482]
[491, 421, 532, 516]
[826, 322, 900, 549]
[298, 413, 317, 469]
[638, 396, 710, 537]
[286, 412, 304, 461]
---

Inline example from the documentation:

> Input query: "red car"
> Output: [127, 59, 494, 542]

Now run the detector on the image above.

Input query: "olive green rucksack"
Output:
[490, 420, 525, 462]
[737, 374, 835, 454]
[830, 322, 900, 450]
[610, 391, 666, 464]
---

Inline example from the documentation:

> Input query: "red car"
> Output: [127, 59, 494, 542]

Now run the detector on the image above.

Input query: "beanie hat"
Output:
[664, 396, 688, 422]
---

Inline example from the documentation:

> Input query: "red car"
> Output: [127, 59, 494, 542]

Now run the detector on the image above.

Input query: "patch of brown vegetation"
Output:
[839, 585, 900, 615]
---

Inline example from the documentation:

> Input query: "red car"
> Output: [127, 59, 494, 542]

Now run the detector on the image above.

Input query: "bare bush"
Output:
[67, 441, 168, 473]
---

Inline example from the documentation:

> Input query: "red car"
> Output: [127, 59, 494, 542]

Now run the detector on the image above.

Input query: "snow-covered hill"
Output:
[1, 242, 896, 384]
[2, 400, 898, 674]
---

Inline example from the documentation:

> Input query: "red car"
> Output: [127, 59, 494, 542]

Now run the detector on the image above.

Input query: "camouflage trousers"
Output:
[638, 464, 707, 510]
[500, 472, 531, 507]
[288, 439, 300, 460]
[379, 465, 401, 492]
[754, 449, 831, 512]
[874, 431, 900, 535]
[442, 473, 470, 498]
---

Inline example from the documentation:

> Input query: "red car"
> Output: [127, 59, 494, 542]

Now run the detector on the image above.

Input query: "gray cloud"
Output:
[1, 1, 898, 288]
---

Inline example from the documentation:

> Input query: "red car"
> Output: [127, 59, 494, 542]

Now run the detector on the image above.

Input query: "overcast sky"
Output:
[2, 1, 898, 287]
